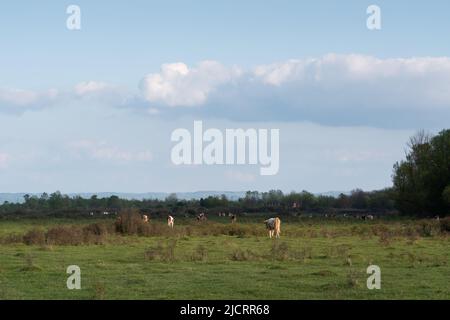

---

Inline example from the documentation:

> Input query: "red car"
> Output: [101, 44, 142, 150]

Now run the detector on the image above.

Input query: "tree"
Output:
[392, 129, 450, 216]
[442, 186, 450, 207]
[165, 193, 178, 204]
[349, 189, 368, 209]
[107, 195, 121, 209]
[49, 191, 64, 210]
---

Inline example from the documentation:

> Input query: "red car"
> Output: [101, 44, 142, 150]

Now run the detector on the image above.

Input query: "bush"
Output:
[440, 217, 450, 233]
[83, 223, 108, 236]
[46, 226, 84, 245]
[82, 223, 108, 244]
[115, 210, 150, 236]
[417, 220, 440, 237]
[23, 229, 46, 246]
[0, 233, 23, 244]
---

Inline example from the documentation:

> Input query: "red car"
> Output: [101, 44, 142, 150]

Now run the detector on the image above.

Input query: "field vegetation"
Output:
[1, 214, 449, 299]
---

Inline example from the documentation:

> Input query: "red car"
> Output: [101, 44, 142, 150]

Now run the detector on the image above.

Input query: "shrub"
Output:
[23, 229, 46, 246]
[82, 223, 108, 244]
[0, 233, 23, 245]
[440, 217, 450, 233]
[417, 220, 440, 237]
[115, 209, 153, 236]
[46, 226, 84, 245]
[83, 223, 108, 236]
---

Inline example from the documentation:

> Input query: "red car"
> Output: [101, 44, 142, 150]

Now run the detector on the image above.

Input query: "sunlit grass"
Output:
[0, 217, 449, 299]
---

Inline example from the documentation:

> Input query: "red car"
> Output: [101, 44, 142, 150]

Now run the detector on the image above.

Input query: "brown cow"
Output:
[264, 217, 281, 238]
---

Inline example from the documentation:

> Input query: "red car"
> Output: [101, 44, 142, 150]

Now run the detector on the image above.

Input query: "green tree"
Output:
[392, 129, 450, 216]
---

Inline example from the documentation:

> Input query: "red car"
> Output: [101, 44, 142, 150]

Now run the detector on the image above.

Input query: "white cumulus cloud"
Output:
[140, 61, 241, 107]
[138, 54, 450, 128]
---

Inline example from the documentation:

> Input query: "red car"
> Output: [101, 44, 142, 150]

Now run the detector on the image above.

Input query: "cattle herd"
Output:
[119, 211, 380, 239]
[138, 212, 281, 238]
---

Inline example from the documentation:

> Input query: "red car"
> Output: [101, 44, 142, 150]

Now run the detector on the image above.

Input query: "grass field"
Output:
[0, 216, 449, 299]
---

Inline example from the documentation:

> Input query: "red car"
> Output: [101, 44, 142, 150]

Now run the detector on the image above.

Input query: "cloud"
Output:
[3, 54, 450, 128]
[74, 81, 114, 96]
[140, 61, 241, 106]
[139, 54, 450, 128]
[73, 81, 130, 104]
[68, 140, 152, 162]
[0, 87, 58, 112]
[0, 81, 131, 114]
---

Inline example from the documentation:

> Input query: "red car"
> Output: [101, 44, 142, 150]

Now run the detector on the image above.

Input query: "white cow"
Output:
[167, 215, 174, 228]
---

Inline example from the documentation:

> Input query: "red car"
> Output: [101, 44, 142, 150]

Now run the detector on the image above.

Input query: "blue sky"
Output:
[2, 0, 450, 88]
[0, 1, 449, 193]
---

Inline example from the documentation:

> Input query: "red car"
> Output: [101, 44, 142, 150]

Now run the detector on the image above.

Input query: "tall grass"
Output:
[1, 213, 449, 247]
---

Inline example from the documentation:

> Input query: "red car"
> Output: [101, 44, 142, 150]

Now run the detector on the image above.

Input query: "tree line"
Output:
[1, 129, 448, 218]
[0, 188, 396, 218]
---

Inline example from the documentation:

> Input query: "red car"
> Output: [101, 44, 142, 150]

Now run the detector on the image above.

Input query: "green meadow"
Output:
[1, 217, 449, 299]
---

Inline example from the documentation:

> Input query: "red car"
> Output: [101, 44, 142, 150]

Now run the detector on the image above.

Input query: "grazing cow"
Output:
[167, 215, 174, 228]
[366, 214, 374, 220]
[230, 214, 237, 224]
[435, 215, 440, 221]
[142, 215, 149, 223]
[264, 217, 281, 238]
[197, 213, 207, 222]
